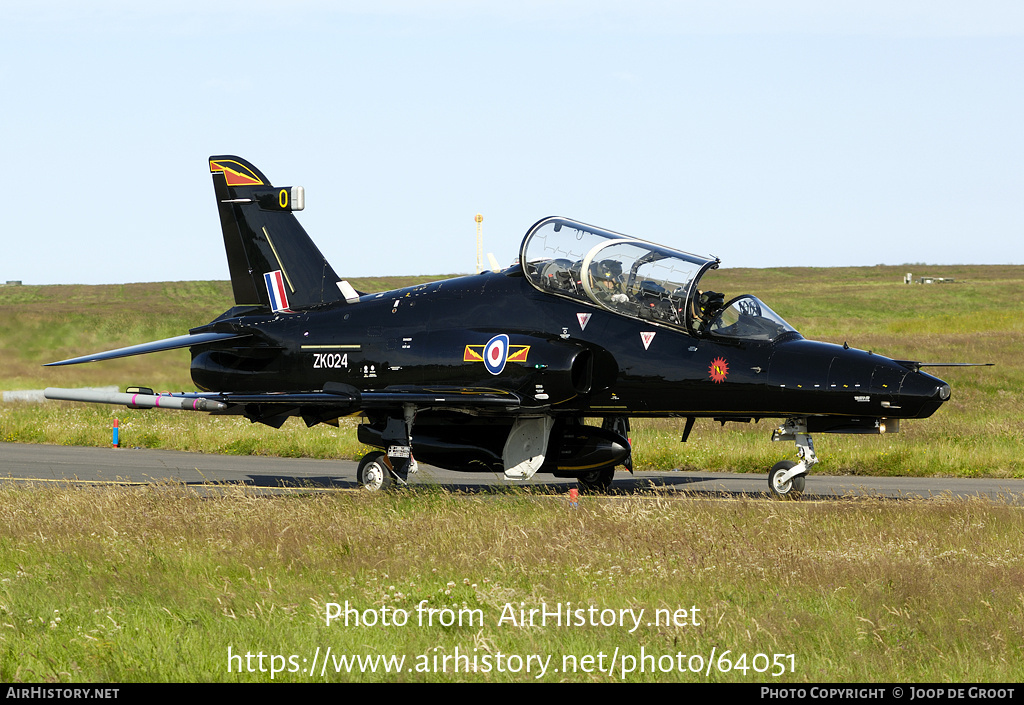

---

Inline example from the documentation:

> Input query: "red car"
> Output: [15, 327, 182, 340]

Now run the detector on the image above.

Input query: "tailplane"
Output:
[209, 155, 346, 311]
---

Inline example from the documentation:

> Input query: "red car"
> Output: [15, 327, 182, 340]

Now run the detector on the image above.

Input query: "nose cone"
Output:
[767, 339, 952, 419]
[897, 368, 950, 419]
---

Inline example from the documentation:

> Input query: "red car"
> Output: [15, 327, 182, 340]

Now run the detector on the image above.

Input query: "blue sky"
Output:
[2, 2, 1022, 284]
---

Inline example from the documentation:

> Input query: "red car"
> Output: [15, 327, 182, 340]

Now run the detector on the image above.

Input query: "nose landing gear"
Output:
[769, 418, 817, 499]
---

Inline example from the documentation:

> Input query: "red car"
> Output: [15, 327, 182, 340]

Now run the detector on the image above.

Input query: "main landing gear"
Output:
[356, 450, 420, 492]
[768, 418, 818, 499]
[357, 405, 418, 492]
[357, 451, 394, 492]
[576, 466, 615, 494]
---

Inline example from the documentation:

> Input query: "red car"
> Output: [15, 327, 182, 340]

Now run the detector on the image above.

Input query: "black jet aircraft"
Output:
[45, 155, 956, 497]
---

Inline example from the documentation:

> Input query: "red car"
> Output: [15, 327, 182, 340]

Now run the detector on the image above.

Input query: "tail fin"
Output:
[209, 155, 345, 311]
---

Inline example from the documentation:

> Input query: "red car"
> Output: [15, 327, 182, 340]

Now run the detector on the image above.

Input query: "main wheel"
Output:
[768, 460, 805, 499]
[357, 451, 394, 492]
[577, 467, 615, 494]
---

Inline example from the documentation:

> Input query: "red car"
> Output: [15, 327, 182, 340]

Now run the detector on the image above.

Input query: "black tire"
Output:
[357, 451, 394, 492]
[768, 460, 805, 499]
[577, 467, 615, 494]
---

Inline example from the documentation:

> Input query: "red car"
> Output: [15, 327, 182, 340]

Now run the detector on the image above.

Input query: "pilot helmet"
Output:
[590, 259, 623, 284]
[699, 290, 725, 317]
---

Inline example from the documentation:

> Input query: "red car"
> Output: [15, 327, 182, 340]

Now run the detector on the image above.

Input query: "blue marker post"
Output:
[112, 418, 119, 448]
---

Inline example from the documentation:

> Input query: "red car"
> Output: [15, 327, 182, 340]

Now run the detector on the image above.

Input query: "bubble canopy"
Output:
[520, 217, 722, 336]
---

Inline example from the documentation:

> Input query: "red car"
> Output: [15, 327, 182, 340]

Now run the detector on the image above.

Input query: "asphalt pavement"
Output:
[2, 442, 1022, 501]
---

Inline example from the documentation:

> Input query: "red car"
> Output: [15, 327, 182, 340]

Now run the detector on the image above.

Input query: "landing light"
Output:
[878, 419, 900, 434]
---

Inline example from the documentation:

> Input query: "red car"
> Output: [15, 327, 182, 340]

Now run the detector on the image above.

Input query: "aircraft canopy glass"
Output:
[520, 217, 719, 335]
[703, 295, 798, 342]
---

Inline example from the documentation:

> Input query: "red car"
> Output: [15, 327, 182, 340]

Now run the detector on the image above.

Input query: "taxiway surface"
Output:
[2, 443, 1022, 501]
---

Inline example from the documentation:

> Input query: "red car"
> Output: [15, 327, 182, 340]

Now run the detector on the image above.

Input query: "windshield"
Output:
[703, 295, 798, 342]
[521, 217, 719, 334]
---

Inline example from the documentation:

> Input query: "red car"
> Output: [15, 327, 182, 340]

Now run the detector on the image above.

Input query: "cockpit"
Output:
[520, 217, 800, 343]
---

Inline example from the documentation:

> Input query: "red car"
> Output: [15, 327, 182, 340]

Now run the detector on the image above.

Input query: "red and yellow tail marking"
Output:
[209, 159, 264, 186]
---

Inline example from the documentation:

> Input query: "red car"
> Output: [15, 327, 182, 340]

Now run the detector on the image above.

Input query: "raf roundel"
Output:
[483, 334, 509, 375]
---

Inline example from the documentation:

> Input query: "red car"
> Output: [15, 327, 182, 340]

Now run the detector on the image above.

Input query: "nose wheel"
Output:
[768, 460, 805, 498]
[769, 418, 816, 499]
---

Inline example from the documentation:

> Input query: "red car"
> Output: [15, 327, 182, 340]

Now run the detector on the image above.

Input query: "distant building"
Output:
[903, 273, 955, 285]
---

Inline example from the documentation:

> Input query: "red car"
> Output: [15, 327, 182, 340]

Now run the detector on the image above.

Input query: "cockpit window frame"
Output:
[520, 216, 721, 336]
[701, 294, 801, 343]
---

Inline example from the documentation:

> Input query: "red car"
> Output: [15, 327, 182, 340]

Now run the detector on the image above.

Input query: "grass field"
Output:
[0, 484, 1021, 682]
[1, 265, 1021, 477]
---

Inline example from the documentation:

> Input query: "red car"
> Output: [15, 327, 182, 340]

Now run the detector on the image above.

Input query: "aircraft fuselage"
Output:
[190, 268, 949, 424]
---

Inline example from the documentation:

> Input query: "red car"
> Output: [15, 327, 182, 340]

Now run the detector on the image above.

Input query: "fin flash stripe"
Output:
[210, 159, 264, 186]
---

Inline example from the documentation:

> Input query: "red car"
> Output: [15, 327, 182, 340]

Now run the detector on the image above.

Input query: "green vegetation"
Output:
[0, 485, 1021, 682]
[2, 266, 1020, 477]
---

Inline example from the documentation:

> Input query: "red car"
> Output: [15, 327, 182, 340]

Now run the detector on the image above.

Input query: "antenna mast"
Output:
[475, 213, 483, 274]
